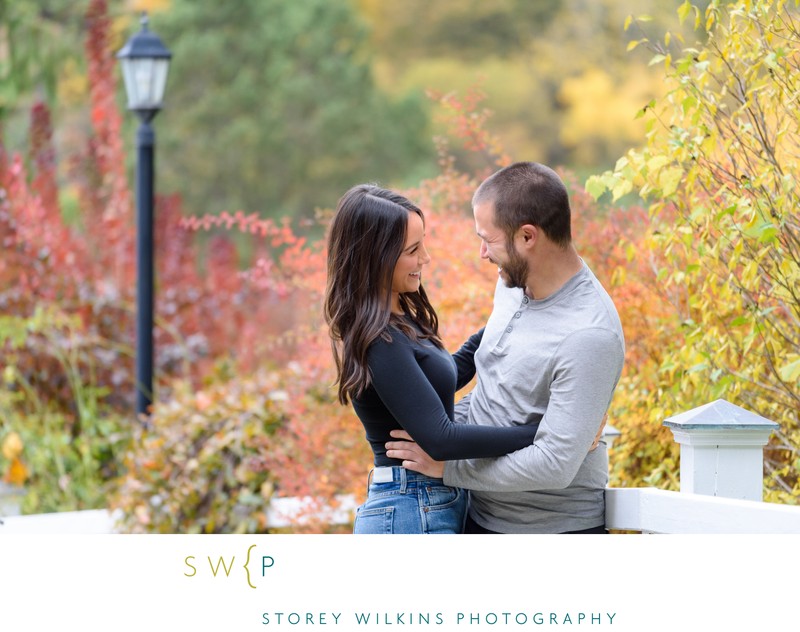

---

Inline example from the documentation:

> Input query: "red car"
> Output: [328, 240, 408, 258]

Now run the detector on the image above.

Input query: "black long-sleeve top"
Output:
[353, 324, 539, 467]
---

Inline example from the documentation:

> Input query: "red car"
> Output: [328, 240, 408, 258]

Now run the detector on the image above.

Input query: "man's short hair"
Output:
[473, 162, 572, 247]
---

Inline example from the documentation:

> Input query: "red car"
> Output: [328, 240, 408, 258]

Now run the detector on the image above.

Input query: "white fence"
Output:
[604, 399, 800, 533]
[605, 487, 800, 533]
[2, 399, 799, 534]
[0, 495, 360, 534]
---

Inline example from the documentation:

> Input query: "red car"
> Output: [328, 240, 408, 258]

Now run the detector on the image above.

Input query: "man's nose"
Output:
[479, 240, 489, 259]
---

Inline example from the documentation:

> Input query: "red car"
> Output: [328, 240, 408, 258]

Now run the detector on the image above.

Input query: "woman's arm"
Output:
[368, 332, 538, 461]
[452, 327, 484, 390]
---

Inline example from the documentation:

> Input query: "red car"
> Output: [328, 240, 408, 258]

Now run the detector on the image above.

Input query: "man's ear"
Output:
[517, 224, 538, 249]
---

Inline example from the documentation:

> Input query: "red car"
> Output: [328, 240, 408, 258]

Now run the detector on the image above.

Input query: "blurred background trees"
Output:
[358, 0, 701, 174]
[2, 0, 698, 221]
[151, 0, 433, 221]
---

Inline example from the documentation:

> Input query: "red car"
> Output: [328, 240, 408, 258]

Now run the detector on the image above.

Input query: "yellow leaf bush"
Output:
[587, 0, 800, 502]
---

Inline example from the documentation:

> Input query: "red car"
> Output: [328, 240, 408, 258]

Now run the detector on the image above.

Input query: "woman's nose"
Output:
[420, 245, 431, 265]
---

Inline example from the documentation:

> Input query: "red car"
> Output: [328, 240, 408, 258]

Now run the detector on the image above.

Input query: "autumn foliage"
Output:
[588, 0, 800, 500]
[3, 0, 798, 529]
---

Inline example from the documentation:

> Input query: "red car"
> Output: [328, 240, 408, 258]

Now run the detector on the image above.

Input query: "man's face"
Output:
[474, 200, 529, 290]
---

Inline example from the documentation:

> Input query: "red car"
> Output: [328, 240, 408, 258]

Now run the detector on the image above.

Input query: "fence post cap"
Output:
[663, 399, 778, 431]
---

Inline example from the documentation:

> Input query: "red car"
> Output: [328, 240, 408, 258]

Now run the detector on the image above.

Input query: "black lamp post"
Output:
[116, 13, 172, 419]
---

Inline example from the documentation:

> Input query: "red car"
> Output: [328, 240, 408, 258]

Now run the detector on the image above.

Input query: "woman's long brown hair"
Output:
[324, 184, 442, 405]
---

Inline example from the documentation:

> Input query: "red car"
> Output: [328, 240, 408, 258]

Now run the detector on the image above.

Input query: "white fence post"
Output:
[0, 482, 24, 518]
[602, 423, 621, 450]
[663, 399, 778, 501]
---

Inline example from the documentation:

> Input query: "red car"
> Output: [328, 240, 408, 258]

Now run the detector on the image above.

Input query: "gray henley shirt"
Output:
[444, 262, 625, 533]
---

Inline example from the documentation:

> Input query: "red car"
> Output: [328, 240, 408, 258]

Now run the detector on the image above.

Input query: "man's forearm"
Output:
[446, 329, 623, 491]
[443, 442, 581, 491]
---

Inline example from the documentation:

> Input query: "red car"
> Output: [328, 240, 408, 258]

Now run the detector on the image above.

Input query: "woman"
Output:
[324, 184, 538, 534]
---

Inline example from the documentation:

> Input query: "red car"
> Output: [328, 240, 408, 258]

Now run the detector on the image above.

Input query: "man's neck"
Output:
[525, 244, 583, 300]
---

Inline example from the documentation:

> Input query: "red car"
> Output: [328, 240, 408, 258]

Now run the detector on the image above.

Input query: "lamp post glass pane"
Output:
[151, 60, 169, 105]
[121, 57, 169, 110]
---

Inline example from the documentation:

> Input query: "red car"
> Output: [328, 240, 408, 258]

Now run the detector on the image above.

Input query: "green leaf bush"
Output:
[110, 367, 286, 533]
[1, 308, 132, 513]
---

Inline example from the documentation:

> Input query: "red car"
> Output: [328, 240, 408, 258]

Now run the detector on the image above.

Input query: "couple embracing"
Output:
[324, 162, 625, 534]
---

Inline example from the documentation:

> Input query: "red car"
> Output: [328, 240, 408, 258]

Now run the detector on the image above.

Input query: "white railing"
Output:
[605, 487, 800, 533]
[0, 508, 117, 534]
[2, 399, 799, 534]
[605, 399, 800, 533]
[0, 495, 359, 534]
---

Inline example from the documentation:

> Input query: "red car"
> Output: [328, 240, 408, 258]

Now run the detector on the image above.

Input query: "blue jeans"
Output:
[353, 467, 468, 534]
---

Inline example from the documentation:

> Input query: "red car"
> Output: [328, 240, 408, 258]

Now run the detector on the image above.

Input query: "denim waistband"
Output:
[369, 466, 442, 485]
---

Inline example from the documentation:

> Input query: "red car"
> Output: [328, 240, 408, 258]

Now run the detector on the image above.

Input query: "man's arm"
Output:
[386, 413, 608, 478]
[442, 329, 623, 492]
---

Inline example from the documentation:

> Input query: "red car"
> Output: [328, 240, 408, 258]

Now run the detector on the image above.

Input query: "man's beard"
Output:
[501, 243, 528, 290]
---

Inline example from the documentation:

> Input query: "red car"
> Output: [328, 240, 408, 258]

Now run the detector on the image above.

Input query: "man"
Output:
[386, 162, 625, 533]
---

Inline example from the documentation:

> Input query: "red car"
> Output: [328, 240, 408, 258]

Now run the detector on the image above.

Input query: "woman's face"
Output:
[391, 211, 430, 312]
